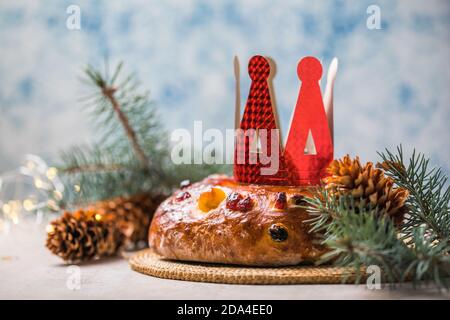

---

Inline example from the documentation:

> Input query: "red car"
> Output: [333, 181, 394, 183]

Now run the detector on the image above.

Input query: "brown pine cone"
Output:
[46, 210, 121, 262]
[46, 193, 166, 262]
[323, 155, 409, 225]
[88, 193, 166, 248]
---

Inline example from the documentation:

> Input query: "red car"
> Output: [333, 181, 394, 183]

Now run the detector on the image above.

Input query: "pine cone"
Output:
[46, 210, 120, 262]
[323, 155, 409, 225]
[46, 193, 166, 262]
[88, 193, 166, 247]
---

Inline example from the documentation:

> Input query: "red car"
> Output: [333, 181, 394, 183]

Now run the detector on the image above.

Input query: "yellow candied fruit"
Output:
[198, 187, 226, 212]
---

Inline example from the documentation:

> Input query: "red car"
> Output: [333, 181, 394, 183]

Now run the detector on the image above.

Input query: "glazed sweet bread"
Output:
[149, 175, 326, 266]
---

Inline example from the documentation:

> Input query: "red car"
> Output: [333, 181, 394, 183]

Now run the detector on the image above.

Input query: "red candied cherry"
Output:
[236, 196, 253, 212]
[175, 191, 191, 202]
[226, 192, 253, 212]
[274, 192, 287, 210]
[226, 192, 244, 211]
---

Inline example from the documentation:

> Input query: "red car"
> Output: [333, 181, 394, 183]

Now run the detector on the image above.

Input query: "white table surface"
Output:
[0, 222, 448, 300]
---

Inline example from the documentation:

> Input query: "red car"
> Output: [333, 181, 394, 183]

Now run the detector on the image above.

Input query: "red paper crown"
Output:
[234, 55, 334, 186]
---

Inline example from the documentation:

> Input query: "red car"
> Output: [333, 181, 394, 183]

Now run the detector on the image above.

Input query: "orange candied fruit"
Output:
[198, 187, 226, 212]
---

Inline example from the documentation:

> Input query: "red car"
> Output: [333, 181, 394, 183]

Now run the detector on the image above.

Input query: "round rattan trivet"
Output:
[129, 249, 364, 285]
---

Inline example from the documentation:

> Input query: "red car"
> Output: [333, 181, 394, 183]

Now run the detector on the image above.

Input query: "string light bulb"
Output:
[34, 178, 44, 189]
[53, 190, 63, 200]
[46, 224, 55, 234]
[23, 199, 35, 211]
[46, 167, 58, 180]
[47, 200, 59, 211]
[2, 203, 11, 214]
[0, 154, 67, 229]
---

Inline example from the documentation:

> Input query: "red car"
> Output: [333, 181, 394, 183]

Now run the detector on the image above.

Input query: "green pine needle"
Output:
[378, 145, 450, 244]
[304, 146, 450, 290]
[57, 61, 229, 206]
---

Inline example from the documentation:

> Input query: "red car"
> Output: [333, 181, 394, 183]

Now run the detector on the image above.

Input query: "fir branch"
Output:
[57, 62, 170, 202]
[319, 210, 406, 283]
[305, 144, 450, 289]
[57, 61, 228, 204]
[83, 62, 156, 168]
[60, 163, 125, 174]
[304, 190, 450, 288]
[100, 85, 150, 168]
[57, 145, 159, 204]
[377, 145, 450, 244]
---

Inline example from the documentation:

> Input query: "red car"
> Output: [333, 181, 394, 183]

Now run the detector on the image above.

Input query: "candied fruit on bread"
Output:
[148, 174, 327, 266]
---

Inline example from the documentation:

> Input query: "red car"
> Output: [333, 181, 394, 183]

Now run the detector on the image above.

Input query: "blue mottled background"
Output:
[0, 0, 449, 174]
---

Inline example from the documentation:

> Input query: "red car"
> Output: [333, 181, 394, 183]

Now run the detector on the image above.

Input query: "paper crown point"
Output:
[248, 55, 271, 81]
[234, 55, 335, 186]
[297, 56, 322, 82]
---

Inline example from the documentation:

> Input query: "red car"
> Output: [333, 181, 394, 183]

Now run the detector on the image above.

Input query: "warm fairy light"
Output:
[46, 224, 55, 234]
[3, 201, 21, 224]
[10, 212, 19, 224]
[74, 185, 81, 192]
[94, 214, 102, 221]
[0, 154, 67, 228]
[2, 203, 11, 214]
[34, 178, 44, 189]
[53, 190, 63, 200]
[46, 167, 58, 180]
[23, 199, 35, 211]
[47, 200, 59, 211]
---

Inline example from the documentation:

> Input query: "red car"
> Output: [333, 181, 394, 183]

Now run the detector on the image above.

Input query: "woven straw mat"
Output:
[129, 249, 364, 285]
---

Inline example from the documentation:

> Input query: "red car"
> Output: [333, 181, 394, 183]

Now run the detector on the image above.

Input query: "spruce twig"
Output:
[57, 61, 229, 204]
[304, 147, 450, 290]
[305, 190, 450, 288]
[57, 62, 168, 203]
[377, 145, 450, 244]
[100, 86, 150, 169]
[60, 163, 125, 174]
